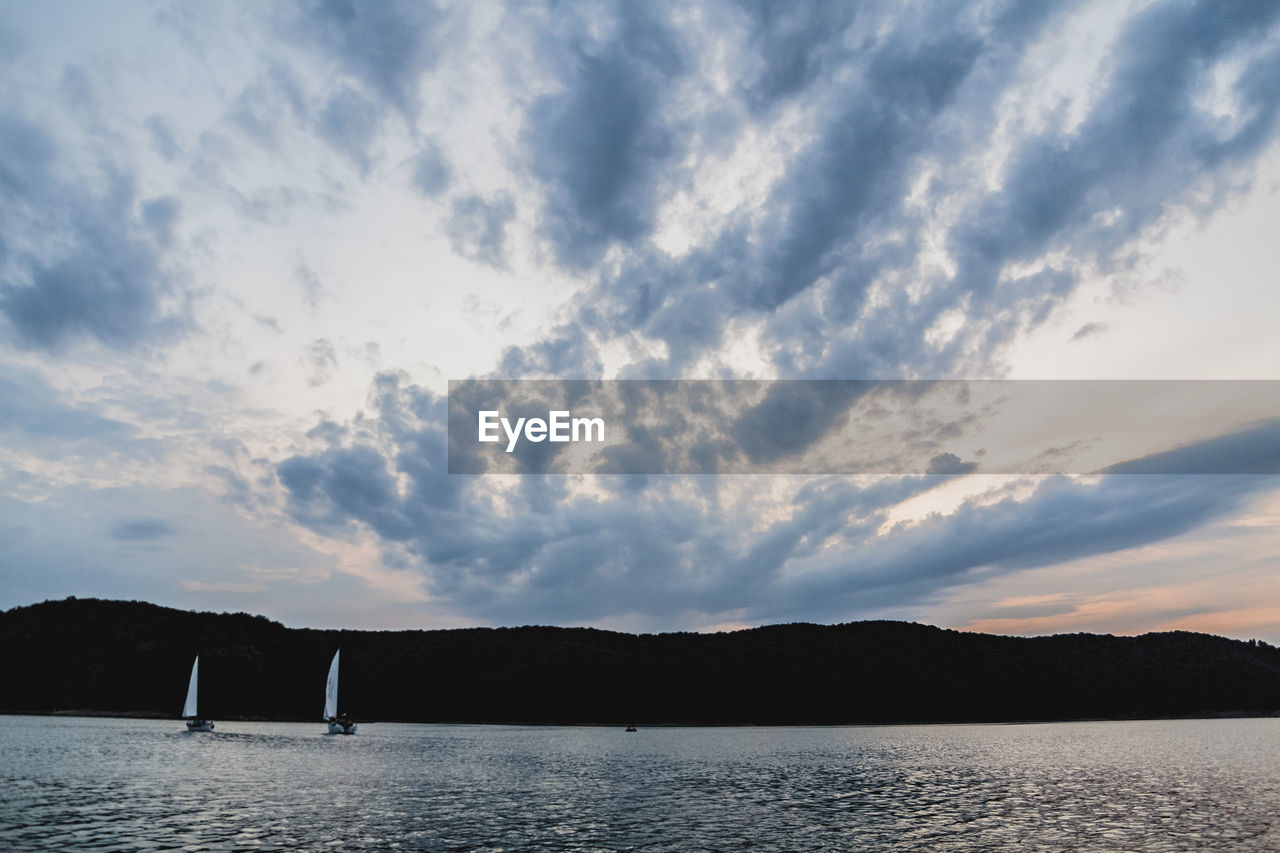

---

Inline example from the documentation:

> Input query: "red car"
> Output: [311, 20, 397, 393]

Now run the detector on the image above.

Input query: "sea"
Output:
[1, 715, 1277, 851]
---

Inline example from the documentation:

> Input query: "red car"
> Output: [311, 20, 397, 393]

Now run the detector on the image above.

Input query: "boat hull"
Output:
[327, 721, 357, 735]
[185, 720, 214, 732]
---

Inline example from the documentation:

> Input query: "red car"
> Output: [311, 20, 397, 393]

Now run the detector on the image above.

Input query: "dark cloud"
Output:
[286, 0, 441, 118]
[0, 115, 187, 351]
[278, 444, 416, 540]
[933, 0, 1280, 360]
[262, 1, 443, 174]
[499, 322, 604, 378]
[306, 338, 338, 386]
[503, 0, 1280, 384]
[316, 86, 382, 172]
[783, 473, 1276, 622]
[410, 143, 452, 197]
[522, 5, 684, 268]
[500, 6, 1012, 376]
[0, 113, 54, 200]
[141, 197, 181, 247]
[306, 418, 347, 446]
[276, 375, 1280, 627]
[736, 0, 859, 109]
[1102, 420, 1280, 475]
[295, 263, 328, 308]
[1070, 322, 1109, 342]
[734, 382, 871, 465]
[926, 453, 977, 476]
[278, 374, 456, 537]
[110, 518, 176, 541]
[751, 31, 982, 313]
[145, 115, 181, 161]
[446, 194, 515, 268]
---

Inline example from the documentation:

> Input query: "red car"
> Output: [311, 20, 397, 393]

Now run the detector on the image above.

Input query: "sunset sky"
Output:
[2, 0, 1279, 640]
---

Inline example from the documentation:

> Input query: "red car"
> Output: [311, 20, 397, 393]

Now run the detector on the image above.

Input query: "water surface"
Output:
[1, 716, 1277, 851]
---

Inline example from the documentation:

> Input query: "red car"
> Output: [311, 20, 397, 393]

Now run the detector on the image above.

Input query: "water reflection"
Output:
[1, 717, 1277, 851]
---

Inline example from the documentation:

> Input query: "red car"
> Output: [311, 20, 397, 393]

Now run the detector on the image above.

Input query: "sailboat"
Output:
[182, 656, 214, 732]
[324, 649, 357, 735]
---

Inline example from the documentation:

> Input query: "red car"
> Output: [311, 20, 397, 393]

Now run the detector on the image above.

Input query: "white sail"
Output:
[182, 656, 199, 719]
[323, 649, 339, 719]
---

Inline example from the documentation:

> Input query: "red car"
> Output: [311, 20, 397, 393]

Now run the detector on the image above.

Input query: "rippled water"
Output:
[1, 715, 1277, 851]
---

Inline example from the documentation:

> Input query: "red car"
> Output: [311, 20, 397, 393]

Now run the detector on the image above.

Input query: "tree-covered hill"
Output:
[2, 597, 1278, 724]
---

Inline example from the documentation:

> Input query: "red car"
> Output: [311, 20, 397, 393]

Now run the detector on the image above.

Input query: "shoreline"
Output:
[5, 709, 1278, 727]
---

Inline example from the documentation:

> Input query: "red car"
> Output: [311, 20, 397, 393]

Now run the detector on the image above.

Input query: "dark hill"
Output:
[2, 597, 1278, 724]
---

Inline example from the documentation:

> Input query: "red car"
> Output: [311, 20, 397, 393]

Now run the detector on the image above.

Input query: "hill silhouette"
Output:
[2, 597, 1278, 724]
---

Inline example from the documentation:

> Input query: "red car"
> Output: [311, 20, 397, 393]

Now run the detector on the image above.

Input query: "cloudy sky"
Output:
[2, 0, 1279, 640]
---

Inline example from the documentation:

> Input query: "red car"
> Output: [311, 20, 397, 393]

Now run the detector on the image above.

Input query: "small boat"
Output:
[182, 656, 214, 732]
[323, 649, 357, 735]
[625, 724, 637, 732]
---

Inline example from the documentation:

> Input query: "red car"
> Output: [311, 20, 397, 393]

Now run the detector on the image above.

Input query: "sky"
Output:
[2, 0, 1279, 640]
